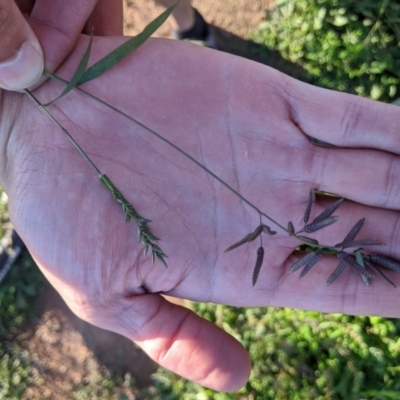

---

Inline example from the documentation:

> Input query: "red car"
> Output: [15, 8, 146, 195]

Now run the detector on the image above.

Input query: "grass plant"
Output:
[251, 0, 400, 102]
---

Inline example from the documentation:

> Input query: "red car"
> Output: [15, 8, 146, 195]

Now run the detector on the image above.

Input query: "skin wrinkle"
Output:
[270, 95, 324, 189]
[260, 73, 301, 134]
[385, 215, 400, 260]
[0, 5, 14, 50]
[193, 125, 219, 300]
[190, 339, 226, 389]
[223, 62, 241, 196]
[108, 293, 154, 335]
[0, 93, 28, 190]
[136, 297, 179, 343]
[151, 203, 204, 285]
[382, 156, 400, 209]
[154, 307, 201, 367]
[29, 0, 96, 42]
[29, 14, 77, 43]
[341, 279, 368, 315]
[338, 97, 365, 146]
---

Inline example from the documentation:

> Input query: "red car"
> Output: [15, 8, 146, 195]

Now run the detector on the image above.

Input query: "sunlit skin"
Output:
[2, 36, 400, 391]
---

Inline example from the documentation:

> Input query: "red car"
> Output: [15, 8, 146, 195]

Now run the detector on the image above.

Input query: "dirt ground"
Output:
[20, 1, 273, 398]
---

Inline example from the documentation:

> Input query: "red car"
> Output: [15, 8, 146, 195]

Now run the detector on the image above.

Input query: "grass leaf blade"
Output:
[45, 34, 93, 105]
[78, 5, 176, 85]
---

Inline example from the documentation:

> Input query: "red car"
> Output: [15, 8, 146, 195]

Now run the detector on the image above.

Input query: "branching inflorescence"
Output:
[23, 6, 400, 287]
[225, 189, 400, 287]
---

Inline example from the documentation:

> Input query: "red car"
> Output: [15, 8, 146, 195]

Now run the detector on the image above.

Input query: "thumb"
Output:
[90, 294, 251, 392]
[0, 0, 43, 91]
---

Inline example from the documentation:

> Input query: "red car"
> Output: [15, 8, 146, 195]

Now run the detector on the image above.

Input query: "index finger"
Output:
[286, 79, 400, 153]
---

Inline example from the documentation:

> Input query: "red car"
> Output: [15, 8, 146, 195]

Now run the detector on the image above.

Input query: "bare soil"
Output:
[20, 1, 274, 398]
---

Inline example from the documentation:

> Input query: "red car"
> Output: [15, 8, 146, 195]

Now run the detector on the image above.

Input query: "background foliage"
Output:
[149, 305, 400, 400]
[251, 0, 400, 101]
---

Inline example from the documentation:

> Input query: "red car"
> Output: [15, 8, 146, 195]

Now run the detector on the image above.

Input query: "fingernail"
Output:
[0, 41, 44, 91]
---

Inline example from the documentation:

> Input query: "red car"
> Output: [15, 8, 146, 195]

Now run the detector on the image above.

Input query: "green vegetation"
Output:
[2, 253, 400, 399]
[148, 304, 400, 400]
[0, 250, 44, 399]
[251, 0, 400, 101]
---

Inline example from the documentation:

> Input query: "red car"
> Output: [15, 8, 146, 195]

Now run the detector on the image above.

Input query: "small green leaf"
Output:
[78, 5, 177, 85]
[44, 34, 93, 105]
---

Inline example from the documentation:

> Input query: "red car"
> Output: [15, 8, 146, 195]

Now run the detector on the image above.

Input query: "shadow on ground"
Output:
[214, 27, 310, 81]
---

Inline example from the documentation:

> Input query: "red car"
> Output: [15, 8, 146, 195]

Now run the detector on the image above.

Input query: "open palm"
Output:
[2, 37, 400, 390]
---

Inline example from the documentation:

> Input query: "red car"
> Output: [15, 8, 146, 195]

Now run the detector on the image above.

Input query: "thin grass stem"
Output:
[23, 89, 101, 175]
[44, 71, 287, 232]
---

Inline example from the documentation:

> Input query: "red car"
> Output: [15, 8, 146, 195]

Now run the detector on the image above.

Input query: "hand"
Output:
[1, 37, 400, 391]
[0, 0, 122, 90]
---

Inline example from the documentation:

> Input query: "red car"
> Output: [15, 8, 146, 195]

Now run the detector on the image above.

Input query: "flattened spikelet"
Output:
[342, 254, 374, 279]
[339, 238, 384, 249]
[290, 251, 320, 273]
[326, 260, 347, 286]
[252, 247, 265, 286]
[225, 225, 264, 252]
[303, 216, 338, 233]
[299, 252, 323, 278]
[262, 225, 277, 235]
[296, 235, 319, 245]
[303, 189, 313, 224]
[337, 218, 365, 248]
[312, 198, 343, 224]
[370, 255, 400, 273]
[365, 260, 396, 287]
[287, 221, 295, 235]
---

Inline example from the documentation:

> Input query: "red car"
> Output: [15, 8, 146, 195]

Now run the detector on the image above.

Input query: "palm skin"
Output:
[1, 37, 400, 391]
